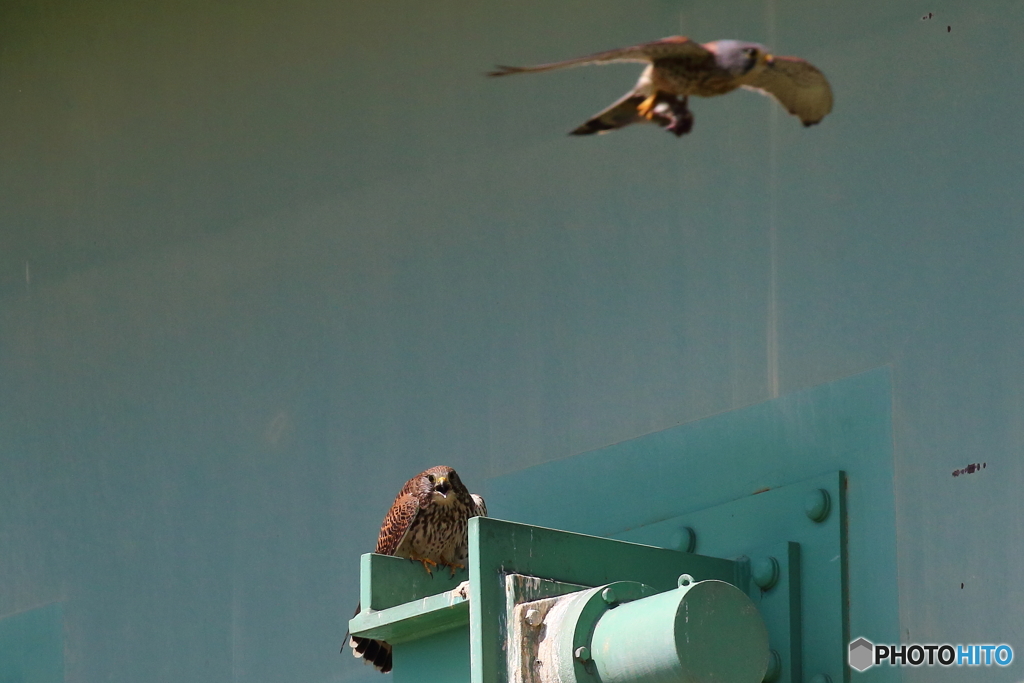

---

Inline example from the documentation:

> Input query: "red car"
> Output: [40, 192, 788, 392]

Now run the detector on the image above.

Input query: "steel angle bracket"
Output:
[348, 553, 471, 644]
[350, 473, 842, 683]
[614, 470, 846, 683]
[466, 516, 746, 683]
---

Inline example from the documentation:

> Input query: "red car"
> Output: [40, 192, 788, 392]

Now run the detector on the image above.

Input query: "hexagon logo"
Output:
[849, 637, 875, 672]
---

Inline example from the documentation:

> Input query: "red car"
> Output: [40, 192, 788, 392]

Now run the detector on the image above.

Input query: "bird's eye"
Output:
[745, 48, 758, 57]
[427, 474, 435, 483]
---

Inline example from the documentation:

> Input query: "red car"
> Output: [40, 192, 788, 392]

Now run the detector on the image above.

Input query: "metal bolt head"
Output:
[752, 556, 780, 590]
[671, 526, 697, 553]
[574, 646, 591, 662]
[524, 609, 542, 627]
[601, 587, 618, 605]
[804, 489, 831, 522]
[762, 650, 782, 682]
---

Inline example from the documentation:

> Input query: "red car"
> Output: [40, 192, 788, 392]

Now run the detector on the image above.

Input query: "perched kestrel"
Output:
[344, 466, 487, 673]
[489, 36, 833, 136]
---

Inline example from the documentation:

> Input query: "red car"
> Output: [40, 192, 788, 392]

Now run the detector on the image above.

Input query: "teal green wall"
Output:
[0, 604, 63, 683]
[1, 0, 1022, 681]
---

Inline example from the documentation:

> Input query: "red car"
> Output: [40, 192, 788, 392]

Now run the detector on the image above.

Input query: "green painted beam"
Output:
[358, 552, 468, 611]
[348, 586, 469, 644]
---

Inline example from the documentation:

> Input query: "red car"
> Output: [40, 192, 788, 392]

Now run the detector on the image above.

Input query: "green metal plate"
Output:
[615, 472, 844, 683]
[487, 368, 900, 683]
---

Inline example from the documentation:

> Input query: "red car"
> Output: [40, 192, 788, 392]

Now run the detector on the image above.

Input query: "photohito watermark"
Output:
[849, 638, 1013, 671]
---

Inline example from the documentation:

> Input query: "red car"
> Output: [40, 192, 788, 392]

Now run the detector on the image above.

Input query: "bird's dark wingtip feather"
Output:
[487, 65, 520, 77]
[571, 120, 616, 136]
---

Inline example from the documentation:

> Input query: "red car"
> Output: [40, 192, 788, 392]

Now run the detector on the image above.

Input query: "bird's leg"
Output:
[636, 92, 661, 119]
[442, 560, 465, 578]
[407, 555, 437, 576]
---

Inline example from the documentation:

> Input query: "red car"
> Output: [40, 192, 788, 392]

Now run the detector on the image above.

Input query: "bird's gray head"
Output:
[706, 40, 773, 76]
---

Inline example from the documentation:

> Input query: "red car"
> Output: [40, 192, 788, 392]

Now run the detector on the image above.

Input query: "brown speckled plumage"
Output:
[344, 466, 486, 674]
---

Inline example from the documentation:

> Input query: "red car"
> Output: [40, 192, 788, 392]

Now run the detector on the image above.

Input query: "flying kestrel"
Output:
[344, 466, 487, 673]
[489, 36, 833, 136]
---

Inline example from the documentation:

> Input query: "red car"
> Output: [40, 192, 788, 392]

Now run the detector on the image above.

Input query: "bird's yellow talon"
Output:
[637, 93, 659, 119]
[409, 557, 438, 576]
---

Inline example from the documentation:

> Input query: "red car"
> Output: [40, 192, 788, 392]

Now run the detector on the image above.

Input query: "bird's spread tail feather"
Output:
[344, 604, 393, 674]
[346, 633, 393, 673]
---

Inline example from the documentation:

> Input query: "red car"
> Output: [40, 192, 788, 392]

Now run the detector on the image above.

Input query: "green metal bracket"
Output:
[485, 370, 900, 682]
[350, 474, 843, 683]
[347, 556, 470, 643]
[614, 471, 844, 683]
[467, 517, 746, 683]
[352, 517, 753, 683]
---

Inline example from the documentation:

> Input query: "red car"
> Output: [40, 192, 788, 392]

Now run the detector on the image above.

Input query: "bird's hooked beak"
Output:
[764, 53, 776, 67]
[433, 475, 452, 499]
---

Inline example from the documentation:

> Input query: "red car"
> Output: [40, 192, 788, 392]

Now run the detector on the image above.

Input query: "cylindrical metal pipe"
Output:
[589, 580, 768, 683]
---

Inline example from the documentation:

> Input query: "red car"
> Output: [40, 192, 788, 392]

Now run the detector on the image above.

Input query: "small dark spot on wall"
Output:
[947, 26, 951, 32]
[952, 462, 986, 477]
[922, 12, 933, 20]
[961, 583, 964, 589]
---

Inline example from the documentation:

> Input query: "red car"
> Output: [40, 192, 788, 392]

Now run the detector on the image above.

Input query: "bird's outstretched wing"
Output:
[740, 56, 833, 126]
[375, 491, 419, 556]
[571, 91, 656, 135]
[489, 36, 710, 77]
